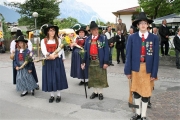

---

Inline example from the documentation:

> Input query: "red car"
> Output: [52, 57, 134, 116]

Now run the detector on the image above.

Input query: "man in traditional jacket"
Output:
[124, 12, 159, 120]
[81, 21, 109, 100]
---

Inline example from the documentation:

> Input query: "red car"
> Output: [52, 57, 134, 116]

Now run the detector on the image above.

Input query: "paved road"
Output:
[0, 52, 179, 120]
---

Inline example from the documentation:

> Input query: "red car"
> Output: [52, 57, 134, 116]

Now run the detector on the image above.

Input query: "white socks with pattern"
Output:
[141, 101, 148, 117]
[134, 97, 141, 115]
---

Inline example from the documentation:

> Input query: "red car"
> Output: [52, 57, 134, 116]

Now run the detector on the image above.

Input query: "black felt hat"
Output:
[43, 24, 59, 36]
[89, 21, 98, 30]
[76, 28, 88, 35]
[132, 12, 153, 27]
[15, 30, 23, 39]
[15, 35, 28, 43]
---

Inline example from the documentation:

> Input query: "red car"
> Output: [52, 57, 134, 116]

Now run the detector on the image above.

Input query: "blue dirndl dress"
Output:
[42, 56, 68, 92]
[14, 49, 38, 91]
[70, 47, 88, 79]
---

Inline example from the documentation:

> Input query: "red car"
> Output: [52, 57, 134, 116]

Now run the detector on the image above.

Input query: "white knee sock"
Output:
[141, 101, 148, 117]
[36, 82, 39, 85]
[81, 79, 88, 82]
[22, 91, 27, 94]
[98, 88, 103, 94]
[134, 97, 141, 115]
[50, 92, 54, 97]
[94, 88, 98, 94]
[57, 91, 61, 97]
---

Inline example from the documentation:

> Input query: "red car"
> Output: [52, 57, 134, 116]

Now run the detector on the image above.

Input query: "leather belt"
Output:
[89, 55, 98, 60]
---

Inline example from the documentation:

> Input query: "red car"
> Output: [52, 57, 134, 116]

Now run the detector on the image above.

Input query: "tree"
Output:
[172, 0, 180, 14]
[4, 0, 61, 28]
[138, 0, 174, 19]
[53, 17, 78, 29]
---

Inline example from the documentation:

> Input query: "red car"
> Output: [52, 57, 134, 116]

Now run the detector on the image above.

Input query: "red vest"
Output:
[44, 38, 57, 52]
[90, 36, 99, 56]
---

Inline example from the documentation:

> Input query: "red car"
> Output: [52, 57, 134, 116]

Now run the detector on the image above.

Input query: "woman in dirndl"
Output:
[41, 24, 68, 103]
[70, 28, 88, 85]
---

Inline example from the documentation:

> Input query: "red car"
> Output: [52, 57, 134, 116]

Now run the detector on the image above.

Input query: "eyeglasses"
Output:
[139, 22, 148, 25]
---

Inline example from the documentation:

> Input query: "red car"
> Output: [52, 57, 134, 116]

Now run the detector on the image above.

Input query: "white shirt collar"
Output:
[92, 35, 98, 39]
[153, 33, 157, 35]
[177, 34, 180, 39]
[138, 31, 149, 39]
[163, 24, 166, 27]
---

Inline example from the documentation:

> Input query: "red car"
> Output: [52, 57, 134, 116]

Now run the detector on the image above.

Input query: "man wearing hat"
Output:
[81, 21, 109, 100]
[70, 28, 88, 85]
[124, 12, 159, 120]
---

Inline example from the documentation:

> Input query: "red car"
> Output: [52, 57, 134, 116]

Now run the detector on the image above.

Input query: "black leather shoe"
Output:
[79, 81, 84, 85]
[49, 96, 54, 103]
[20, 91, 28, 97]
[117, 62, 120, 64]
[147, 102, 151, 108]
[36, 85, 39, 90]
[141, 117, 147, 120]
[85, 82, 88, 86]
[56, 96, 61, 103]
[31, 90, 34, 96]
[130, 114, 141, 120]
[99, 93, 104, 100]
[90, 92, 98, 99]
[111, 64, 114, 66]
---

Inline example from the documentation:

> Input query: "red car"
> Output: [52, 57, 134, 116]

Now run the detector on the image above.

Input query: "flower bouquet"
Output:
[19, 51, 33, 69]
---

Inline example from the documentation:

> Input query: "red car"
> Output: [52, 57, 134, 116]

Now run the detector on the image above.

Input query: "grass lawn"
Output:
[112, 47, 175, 61]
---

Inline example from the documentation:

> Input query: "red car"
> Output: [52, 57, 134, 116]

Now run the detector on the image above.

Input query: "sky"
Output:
[5, 0, 139, 22]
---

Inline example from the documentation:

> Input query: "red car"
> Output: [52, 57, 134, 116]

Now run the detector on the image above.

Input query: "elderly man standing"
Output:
[116, 18, 127, 36]
[159, 19, 170, 56]
[153, 27, 161, 45]
[81, 21, 109, 100]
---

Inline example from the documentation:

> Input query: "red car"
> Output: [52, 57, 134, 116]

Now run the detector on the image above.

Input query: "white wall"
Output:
[117, 14, 132, 32]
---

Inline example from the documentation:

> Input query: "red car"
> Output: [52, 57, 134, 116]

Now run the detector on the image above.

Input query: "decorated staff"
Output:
[14, 35, 38, 96]
[124, 11, 159, 120]
[81, 21, 109, 100]
[70, 28, 88, 86]
[41, 24, 68, 103]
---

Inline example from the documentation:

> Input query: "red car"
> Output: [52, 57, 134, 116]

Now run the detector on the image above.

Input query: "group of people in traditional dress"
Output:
[10, 11, 160, 120]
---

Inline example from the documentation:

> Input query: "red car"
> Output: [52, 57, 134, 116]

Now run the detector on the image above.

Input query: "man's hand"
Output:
[150, 77, 156, 81]
[103, 64, 108, 69]
[110, 43, 114, 47]
[16, 67, 19, 71]
[166, 35, 169, 38]
[28, 70, 32, 73]
[126, 75, 132, 79]
[81, 63, 85, 70]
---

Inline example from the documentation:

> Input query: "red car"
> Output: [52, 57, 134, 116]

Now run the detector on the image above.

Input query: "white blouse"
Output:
[41, 39, 65, 59]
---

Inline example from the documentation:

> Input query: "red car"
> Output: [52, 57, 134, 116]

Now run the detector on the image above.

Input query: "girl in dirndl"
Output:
[14, 35, 38, 97]
[70, 28, 88, 85]
[41, 24, 68, 103]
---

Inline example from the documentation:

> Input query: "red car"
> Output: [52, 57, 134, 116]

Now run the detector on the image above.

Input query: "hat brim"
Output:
[132, 19, 153, 27]
[76, 29, 88, 35]
[15, 39, 28, 43]
[44, 26, 59, 36]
